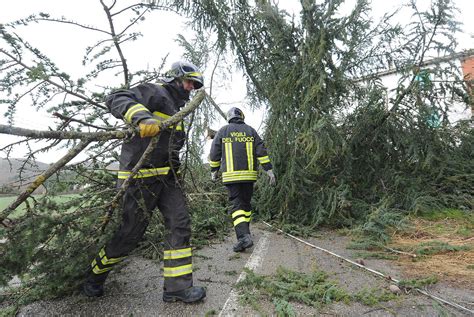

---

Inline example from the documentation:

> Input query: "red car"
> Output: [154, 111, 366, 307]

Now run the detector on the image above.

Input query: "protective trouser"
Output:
[225, 183, 254, 239]
[88, 175, 193, 292]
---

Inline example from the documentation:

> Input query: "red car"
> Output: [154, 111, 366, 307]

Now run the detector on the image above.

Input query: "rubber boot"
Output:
[162, 286, 206, 303]
[233, 234, 253, 252]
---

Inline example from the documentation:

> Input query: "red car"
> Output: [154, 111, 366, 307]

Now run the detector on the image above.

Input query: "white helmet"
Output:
[163, 61, 204, 89]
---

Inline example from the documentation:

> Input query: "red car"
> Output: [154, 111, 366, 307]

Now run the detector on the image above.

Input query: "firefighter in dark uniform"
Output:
[209, 107, 276, 252]
[82, 61, 206, 303]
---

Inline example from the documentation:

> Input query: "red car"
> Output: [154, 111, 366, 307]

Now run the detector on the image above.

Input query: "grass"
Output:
[412, 241, 470, 256]
[353, 251, 399, 260]
[0, 194, 79, 218]
[417, 208, 472, 222]
[228, 254, 241, 261]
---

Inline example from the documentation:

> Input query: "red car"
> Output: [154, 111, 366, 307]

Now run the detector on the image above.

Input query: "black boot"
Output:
[163, 286, 206, 303]
[233, 234, 253, 252]
[82, 271, 109, 297]
[83, 281, 104, 297]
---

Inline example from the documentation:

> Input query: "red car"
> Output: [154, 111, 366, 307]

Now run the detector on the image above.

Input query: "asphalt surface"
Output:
[17, 223, 474, 316]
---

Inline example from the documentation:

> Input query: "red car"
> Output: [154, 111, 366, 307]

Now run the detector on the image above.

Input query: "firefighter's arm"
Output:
[254, 132, 273, 171]
[254, 131, 276, 185]
[209, 128, 223, 172]
[105, 84, 163, 138]
[105, 84, 161, 126]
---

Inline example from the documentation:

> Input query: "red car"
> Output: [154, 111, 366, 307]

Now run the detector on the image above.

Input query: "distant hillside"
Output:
[0, 158, 50, 187]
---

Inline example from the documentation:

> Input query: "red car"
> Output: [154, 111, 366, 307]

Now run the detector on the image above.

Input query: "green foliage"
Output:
[237, 266, 400, 313]
[268, 222, 321, 238]
[1, 0, 473, 309]
[273, 298, 296, 317]
[237, 267, 350, 310]
[228, 253, 241, 261]
[347, 239, 384, 251]
[0, 170, 119, 302]
[204, 309, 217, 317]
[398, 276, 438, 289]
[353, 287, 398, 306]
[178, 0, 473, 246]
[186, 177, 228, 247]
[0, 2, 233, 307]
[353, 251, 398, 261]
[411, 241, 470, 256]
[0, 164, 229, 307]
[417, 208, 472, 221]
[0, 305, 17, 317]
[26, 63, 48, 81]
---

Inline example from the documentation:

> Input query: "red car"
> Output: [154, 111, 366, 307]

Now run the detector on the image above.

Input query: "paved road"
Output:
[17, 224, 474, 316]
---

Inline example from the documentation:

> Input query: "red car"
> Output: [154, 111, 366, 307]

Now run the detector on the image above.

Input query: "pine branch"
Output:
[52, 112, 117, 131]
[0, 124, 132, 140]
[29, 17, 111, 35]
[0, 48, 107, 110]
[205, 92, 226, 119]
[98, 89, 206, 229]
[0, 90, 205, 228]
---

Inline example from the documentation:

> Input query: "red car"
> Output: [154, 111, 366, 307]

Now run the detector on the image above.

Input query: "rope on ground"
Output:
[262, 221, 474, 315]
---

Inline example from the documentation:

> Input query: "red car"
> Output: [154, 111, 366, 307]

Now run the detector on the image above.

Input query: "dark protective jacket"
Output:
[105, 81, 187, 180]
[209, 119, 272, 184]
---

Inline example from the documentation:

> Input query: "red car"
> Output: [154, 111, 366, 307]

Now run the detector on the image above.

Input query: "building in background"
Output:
[355, 49, 473, 125]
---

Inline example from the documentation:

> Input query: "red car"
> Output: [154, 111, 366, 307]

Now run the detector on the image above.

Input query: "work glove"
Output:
[139, 118, 160, 138]
[211, 170, 220, 182]
[266, 169, 276, 186]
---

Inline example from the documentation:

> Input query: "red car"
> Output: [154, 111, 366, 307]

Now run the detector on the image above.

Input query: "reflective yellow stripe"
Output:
[92, 264, 113, 274]
[232, 210, 252, 219]
[184, 72, 202, 77]
[91, 259, 114, 274]
[163, 264, 193, 277]
[209, 160, 221, 168]
[124, 104, 150, 123]
[233, 216, 251, 226]
[225, 143, 234, 172]
[222, 170, 257, 182]
[164, 248, 192, 260]
[152, 111, 183, 131]
[246, 142, 254, 170]
[118, 167, 170, 179]
[101, 255, 123, 265]
[153, 111, 171, 119]
[223, 176, 258, 182]
[99, 248, 124, 265]
[258, 156, 270, 164]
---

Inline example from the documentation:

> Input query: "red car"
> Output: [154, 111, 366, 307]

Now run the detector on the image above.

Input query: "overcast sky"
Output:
[0, 0, 473, 163]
